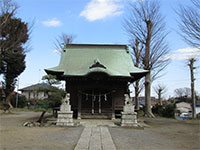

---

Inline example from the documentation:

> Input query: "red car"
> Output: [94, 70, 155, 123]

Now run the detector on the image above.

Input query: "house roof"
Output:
[19, 83, 50, 91]
[176, 102, 192, 109]
[45, 44, 148, 81]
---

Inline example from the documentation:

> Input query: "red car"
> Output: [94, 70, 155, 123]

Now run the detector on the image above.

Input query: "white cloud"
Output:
[42, 18, 62, 27]
[162, 48, 200, 61]
[80, 0, 123, 21]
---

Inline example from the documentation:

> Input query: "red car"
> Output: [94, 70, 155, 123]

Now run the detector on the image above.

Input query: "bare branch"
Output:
[123, 0, 169, 117]
[54, 33, 76, 52]
[177, 0, 200, 48]
[0, 0, 18, 29]
[154, 84, 167, 105]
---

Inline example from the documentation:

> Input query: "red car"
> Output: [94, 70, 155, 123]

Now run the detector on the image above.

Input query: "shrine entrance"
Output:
[78, 89, 113, 119]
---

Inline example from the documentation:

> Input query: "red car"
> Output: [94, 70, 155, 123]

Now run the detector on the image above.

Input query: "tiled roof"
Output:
[45, 44, 148, 81]
[19, 83, 50, 91]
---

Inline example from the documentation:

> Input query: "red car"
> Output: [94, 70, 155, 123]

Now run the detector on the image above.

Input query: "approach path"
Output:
[74, 125, 116, 150]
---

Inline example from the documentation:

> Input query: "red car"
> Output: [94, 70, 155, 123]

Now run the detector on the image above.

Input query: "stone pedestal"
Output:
[121, 105, 138, 127]
[56, 94, 74, 126]
[120, 94, 139, 127]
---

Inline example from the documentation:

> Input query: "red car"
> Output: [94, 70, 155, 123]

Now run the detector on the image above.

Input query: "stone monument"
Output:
[121, 94, 138, 127]
[56, 93, 74, 126]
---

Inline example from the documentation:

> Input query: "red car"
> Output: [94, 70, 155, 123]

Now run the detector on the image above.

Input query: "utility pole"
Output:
[16, 77, 19, 108]
[188, 58, 196, 118]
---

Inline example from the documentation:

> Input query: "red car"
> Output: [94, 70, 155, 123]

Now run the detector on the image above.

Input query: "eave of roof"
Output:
[45, 44, 148, 81]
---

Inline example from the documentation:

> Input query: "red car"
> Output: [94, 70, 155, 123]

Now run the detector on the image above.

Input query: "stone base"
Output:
[120, 112, 138, 127]
[56, 111, 74, 126]
[123, 105, 135, 112]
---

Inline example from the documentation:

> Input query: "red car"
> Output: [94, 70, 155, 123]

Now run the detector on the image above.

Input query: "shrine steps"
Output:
[81, 113, 112, 119]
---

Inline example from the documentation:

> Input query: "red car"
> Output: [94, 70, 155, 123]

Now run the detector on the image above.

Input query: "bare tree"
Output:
[174, 87, 192, 98]
[123, 0, 169, 117]
[174, 88, 185, 98]
[130, 39, 144, 111]
[0, 0, 18, 29]
[188, 58, 197, 118]
[183, 87, 191, 98]
[154, 84, 167, 105]
[177, 0, 200, 48]
[54, 33, 76, 52]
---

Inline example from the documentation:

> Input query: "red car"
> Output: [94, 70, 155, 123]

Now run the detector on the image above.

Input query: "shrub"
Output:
[35, 99, 48, 109]
[35, 87, 66, 109]
[152, 104, 175, 118]
[162, 104, 175, 118]
[152, 104, 163, 116]
[11, 95, 28, 108]
[45, 89, 66, 108]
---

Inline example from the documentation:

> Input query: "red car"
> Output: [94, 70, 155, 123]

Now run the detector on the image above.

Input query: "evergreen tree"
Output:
[0, 13, 29, 107]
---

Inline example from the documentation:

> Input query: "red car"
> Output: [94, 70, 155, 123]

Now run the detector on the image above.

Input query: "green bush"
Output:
[35, 99, 48, 109]
[152, 104, 175, 118]
[35, 87, 66, 109]
[162, 104, 175, 118]
[45, 89, 66, 108]
[11, 95, 28, 108]
[152, 104, 163, 116]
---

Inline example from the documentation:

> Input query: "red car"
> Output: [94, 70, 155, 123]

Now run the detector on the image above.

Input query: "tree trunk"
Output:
[158, 91, 162, 105]
[135, 80, 140, 111]
[144, 72, 154, 117]
[144, 20, 154, 118]
[189, 59, 196, 118]
[6, 92, 13, 108]
[37, 110, 47, 123]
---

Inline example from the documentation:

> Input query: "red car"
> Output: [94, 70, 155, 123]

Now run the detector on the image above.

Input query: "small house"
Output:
[19, 83, 50, 100]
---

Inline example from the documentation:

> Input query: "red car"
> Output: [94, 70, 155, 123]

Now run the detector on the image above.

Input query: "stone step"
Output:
[81, 113, 112, 119]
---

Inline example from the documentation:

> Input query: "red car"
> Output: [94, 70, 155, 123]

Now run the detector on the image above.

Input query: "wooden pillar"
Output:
[111, 94, 115, 120]
[77, 93, 81, 119]
[92, 96, 94, 114]
[99, 95, 101, 114]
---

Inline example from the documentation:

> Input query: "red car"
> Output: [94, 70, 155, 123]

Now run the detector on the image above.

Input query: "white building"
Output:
[19, 83, 50, 100]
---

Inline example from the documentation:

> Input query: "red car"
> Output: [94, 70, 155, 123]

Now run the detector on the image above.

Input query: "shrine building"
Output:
[45, 44, 148, 119]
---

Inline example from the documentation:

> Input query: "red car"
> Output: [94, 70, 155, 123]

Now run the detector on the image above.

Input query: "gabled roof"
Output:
[19, 83, 50, 91]
[45, 44, 148, 81]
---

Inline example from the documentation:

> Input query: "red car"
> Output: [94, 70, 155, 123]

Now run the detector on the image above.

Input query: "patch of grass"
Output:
[0, 129, 10, 132]
[73, 144, 77, 150]
[137, 110, 144, 117]
[8, 108, 52, 113]
[10, 108, 32, 112]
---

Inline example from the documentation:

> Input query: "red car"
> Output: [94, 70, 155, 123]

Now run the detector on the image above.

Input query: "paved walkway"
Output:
[74, 126, 116, 150]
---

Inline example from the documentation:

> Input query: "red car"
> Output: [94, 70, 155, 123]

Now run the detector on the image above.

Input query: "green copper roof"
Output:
[45, 44, 148, 81]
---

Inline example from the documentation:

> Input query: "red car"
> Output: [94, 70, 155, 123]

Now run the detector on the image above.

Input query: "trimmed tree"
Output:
[123, 0, 169, 117]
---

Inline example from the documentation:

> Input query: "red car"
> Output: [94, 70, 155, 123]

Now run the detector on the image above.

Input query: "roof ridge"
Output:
[65, 44, 128, 49]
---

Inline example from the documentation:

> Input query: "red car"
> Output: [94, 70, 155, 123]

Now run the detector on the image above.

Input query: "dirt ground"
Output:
[0, 111, 83, 150]
[109, 117, 200, 150]
[0, 111, 200, 150]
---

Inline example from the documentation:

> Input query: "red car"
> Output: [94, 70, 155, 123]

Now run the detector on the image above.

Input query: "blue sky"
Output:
[12, 0, 200, 98]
